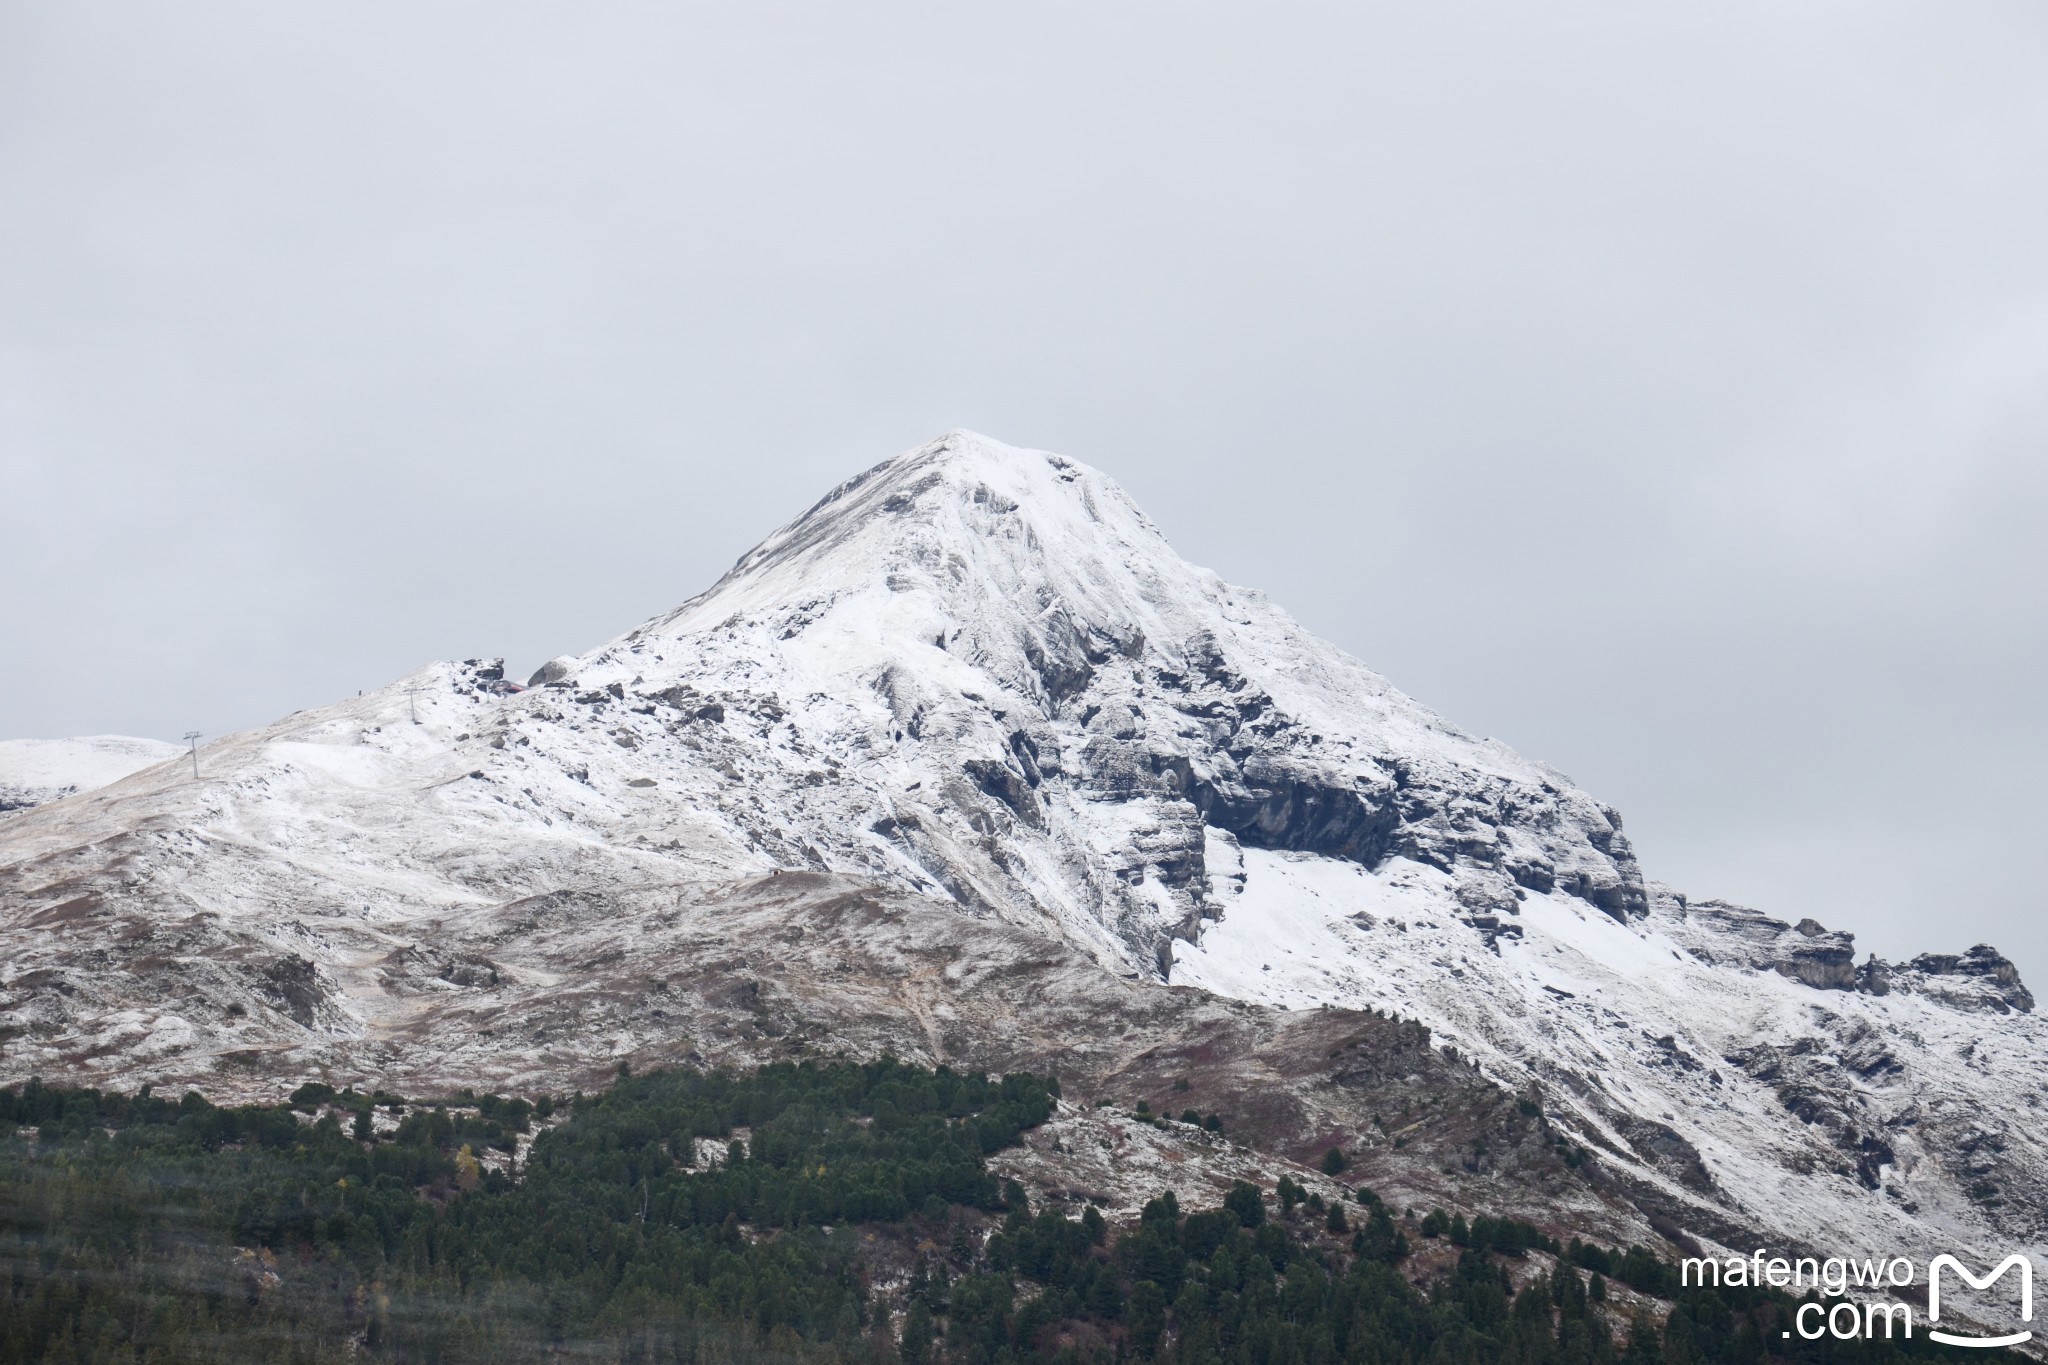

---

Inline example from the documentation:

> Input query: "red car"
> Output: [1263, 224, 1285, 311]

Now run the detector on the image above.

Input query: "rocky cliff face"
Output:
[1, 431, 2040, 1270]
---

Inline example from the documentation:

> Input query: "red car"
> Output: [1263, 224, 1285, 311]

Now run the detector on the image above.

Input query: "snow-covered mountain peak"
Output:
[528, 431, 1650, 972]
[689, 429, 1169, 613]
[616, 429, 1223, 717]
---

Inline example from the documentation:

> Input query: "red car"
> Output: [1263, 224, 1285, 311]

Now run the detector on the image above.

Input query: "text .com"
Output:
[1681, 1251, 2034, 1348]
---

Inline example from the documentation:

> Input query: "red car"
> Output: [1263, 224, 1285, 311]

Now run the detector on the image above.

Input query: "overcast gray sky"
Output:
[4, 2, 2044, 983]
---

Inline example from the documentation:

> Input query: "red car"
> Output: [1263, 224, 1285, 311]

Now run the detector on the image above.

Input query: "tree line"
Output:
[0, 1065, 1970, 1364]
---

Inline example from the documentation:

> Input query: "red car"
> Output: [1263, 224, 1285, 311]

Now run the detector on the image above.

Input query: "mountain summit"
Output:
[553, 430, 1648, 974]
[2, 430, 2041, 1269]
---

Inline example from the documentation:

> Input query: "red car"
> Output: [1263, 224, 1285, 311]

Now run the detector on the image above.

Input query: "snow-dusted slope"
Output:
[1, 431, 2039, 1269]
[0, 736, 182, 811]
[1174, 852, 2046, 1260]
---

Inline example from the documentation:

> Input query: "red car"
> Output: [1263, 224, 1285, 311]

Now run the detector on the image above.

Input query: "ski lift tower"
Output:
[182, 731, 202, 778]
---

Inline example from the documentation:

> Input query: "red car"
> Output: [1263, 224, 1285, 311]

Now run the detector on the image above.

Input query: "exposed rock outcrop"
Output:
[1898, 945, 2035, 1014]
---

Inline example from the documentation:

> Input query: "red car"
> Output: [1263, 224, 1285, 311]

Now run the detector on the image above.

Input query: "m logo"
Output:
[1928, 1253, 2033, 1348]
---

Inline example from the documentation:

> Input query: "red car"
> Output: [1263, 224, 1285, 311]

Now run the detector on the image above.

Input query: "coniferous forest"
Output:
[0, 1063, 1970, 1364]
